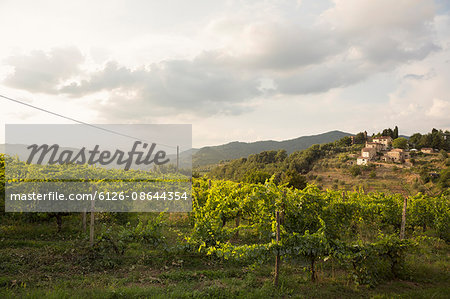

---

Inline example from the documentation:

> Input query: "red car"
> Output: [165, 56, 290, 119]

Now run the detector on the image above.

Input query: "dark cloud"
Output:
[60, 61, 147, 96]
[234, 26, 344, 70]
[3, 47, 84, 93]
[357, 36, 439, 66]
[403, 74, 425, 80]
[61, 57, 261, 117]
[274, 61, 367, 94]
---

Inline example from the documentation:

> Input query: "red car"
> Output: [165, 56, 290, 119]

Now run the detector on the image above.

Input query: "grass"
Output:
[1, 216, 449, 298]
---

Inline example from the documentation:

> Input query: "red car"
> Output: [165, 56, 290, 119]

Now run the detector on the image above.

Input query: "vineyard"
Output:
[0, 154, 449, 298]
[190, 179, 449, 284]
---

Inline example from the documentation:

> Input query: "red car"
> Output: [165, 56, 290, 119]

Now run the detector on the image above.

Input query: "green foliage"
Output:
[440, 149, 448, 160]
[373, 126, 398, 140]
[192, 131, 351, 167]
[280, 169, 307, 189]
[209, 139, 352, 183]
[187, 178, 431, 285]
[354, 132, 367, 144]
[380, 128, 395, 139]
[407, 193, 449, 241]
[349, 165, 362, 177]
[82, 214, 166, 269]
[409, 129, 450, 150]
[133, 213, 166, 246]
[97, 214, 165, 252]
[0, 152, 447, 291]
[392, 137, 408, 149]
[284, 229, 332, 281]
[347, 234, 412, 286]
[243, 170, 271, 184]
[437, 167, 449, 190]
[336, 136, 352, 146]
[394, 126, 399, 139]
[94, 224, 131, 256]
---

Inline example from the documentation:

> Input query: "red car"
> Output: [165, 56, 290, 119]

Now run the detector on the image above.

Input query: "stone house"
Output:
[365, 142, 383, 152]
[357, 147, 377, 165]
[361, 147, 377, 159]
[357, 157, 370, 166]
[421, 148, 434, 154]
[385, 148, 409, 163]
[372, 136, 393, 150]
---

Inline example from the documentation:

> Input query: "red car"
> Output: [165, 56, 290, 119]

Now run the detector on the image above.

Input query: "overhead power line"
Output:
[0, 94, 177, 149]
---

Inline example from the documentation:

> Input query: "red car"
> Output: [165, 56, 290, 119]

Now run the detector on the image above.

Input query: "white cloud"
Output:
[426, 98, 450, 118]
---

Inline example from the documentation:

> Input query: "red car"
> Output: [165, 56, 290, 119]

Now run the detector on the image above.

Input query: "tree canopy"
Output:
[392, 137, 408, 149]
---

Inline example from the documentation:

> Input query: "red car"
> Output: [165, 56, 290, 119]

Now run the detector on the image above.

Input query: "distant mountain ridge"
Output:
[0, 131, 353, 168]
[192, 130, 352, 167]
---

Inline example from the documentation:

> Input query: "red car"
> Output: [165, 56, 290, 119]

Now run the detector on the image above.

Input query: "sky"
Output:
[0, 0, 449, 148]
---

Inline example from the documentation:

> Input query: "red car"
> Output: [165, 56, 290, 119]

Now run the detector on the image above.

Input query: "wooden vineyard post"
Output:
[82, 209, 87, 233]
[400, 196, 407, 239]
[235, 183, 241, 238]
[176, 145, 179, 173]
[89, 186, 96, 246]
[234, 212, 240, 238]
[274, 211, 281, 287]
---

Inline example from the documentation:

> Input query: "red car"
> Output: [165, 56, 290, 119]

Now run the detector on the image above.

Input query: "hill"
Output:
[0, 131, 353, 169]
[306, 150, 449, 196]
[204, 128, 449, 196]
[193, 130, 351, 167]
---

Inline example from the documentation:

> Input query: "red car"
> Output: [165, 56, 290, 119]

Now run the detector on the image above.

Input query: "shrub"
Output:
[243, 170, 271, 184]
[349, 166, 362, 177]
[347, 235, 412, 286]
[440, 150, 448, 161]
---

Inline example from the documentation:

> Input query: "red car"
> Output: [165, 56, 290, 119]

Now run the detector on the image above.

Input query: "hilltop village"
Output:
[354, 134, 434, 166]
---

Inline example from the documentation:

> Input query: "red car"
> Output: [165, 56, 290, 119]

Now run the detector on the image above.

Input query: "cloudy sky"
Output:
[1, 0, 449, 148]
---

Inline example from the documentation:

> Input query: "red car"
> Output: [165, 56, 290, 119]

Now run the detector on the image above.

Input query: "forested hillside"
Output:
[205, 129, 450, 196]
[192, 130, 351, 167]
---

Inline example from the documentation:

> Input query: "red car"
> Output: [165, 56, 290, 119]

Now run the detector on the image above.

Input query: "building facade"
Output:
[372, 136, 393, 150]
[421, 148, 434, 154]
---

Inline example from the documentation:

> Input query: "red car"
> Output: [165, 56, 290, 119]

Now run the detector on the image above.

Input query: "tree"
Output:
[437, 167, 450, 189]
[281, 170, 307, 189]
[243, 170, 271, 184]
[393, 126, 399, 139]
[336, 136, 352, 147]
[392, 137, 408, 149]
[440, 149, 448, 161]
[275, 149, 288, 163]
[408, 129, 450, 151]
[409, 133, 422, 148]
[354, 132, 366, 144]
[349, 165, 362, 177]
[382, 128, 394, 138]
